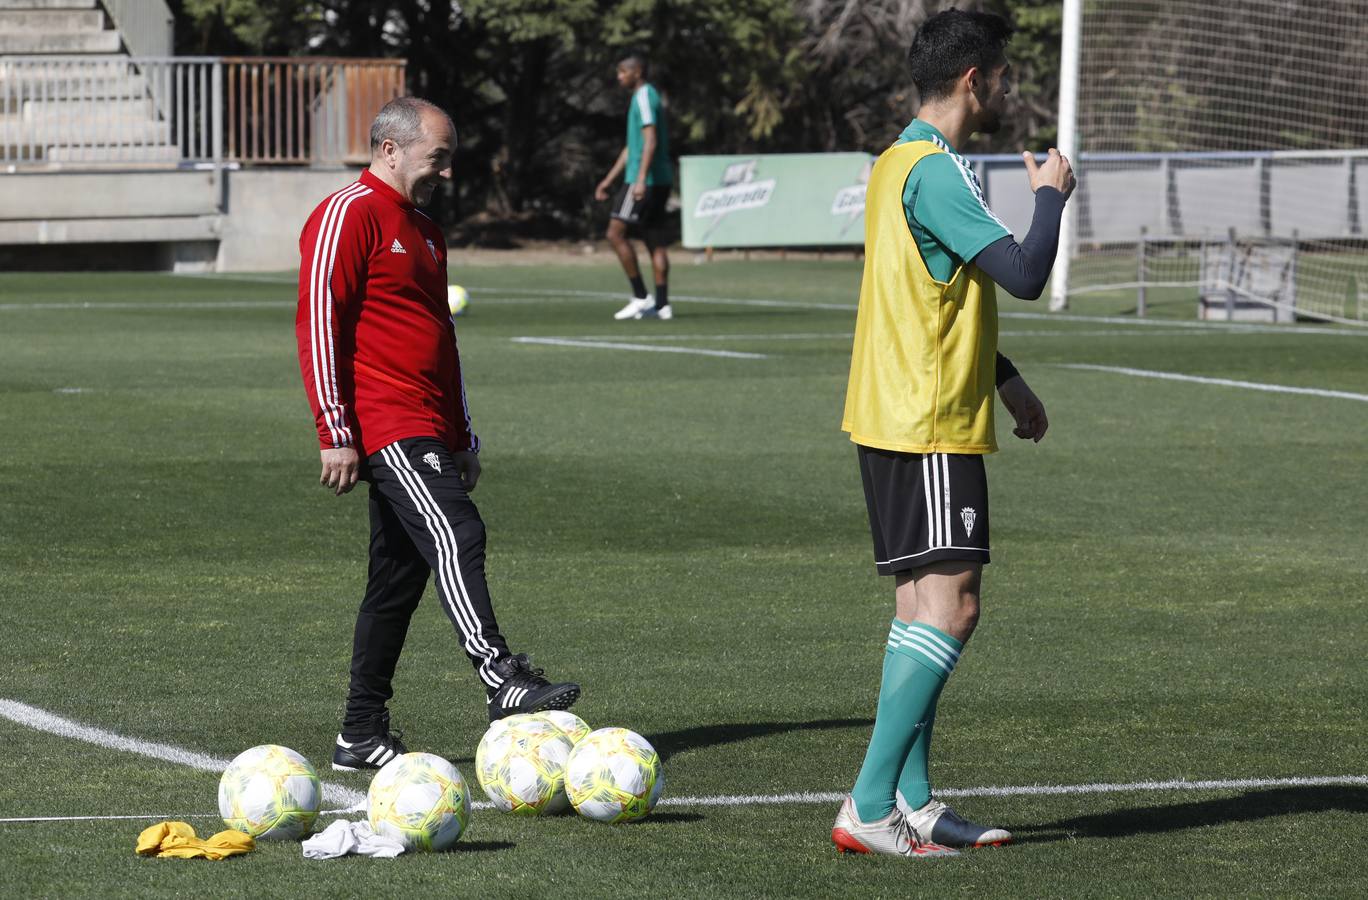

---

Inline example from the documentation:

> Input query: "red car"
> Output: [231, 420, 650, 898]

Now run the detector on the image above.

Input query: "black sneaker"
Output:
[486, 654, 581, 721]
[332, 711, 408, 771]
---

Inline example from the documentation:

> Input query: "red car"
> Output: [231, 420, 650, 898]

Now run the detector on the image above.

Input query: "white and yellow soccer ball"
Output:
[218, 744, 321, 840]
[447, 284, 470, 317]
[533, 710, 591, 745]
[475, 714, 574, 816]
[367, 752, 471, 851]
[564, 727, 664, 824]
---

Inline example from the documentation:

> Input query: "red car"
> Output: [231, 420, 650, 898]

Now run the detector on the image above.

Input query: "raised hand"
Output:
[1022, 148, 1076, 199]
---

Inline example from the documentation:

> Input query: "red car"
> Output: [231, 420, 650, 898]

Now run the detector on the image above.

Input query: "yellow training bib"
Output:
[842, 141, 998, 454]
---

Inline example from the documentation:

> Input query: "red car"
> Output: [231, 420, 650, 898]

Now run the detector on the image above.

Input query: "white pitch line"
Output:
[470, 286, 857, 311]
[0, 808, 355, 824]
[548, 328, 1243, 344]
[0, 300, 289, 311]
[542, 331, 854, 343]
[3, 286, 1364, 337]
[1058, 363, 1368, 403]
[6, 774, 1365, 825]
[1001, 310, 1367, 336]
[470, 286, 1367, 336]
[0, 699, 366, 810]
[510, 336, 767, 360]
[172, 272, 294, 285]
[666, 775, 1368, 808]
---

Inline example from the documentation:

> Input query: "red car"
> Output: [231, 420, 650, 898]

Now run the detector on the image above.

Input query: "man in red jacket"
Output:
[296, 97, 580, 771]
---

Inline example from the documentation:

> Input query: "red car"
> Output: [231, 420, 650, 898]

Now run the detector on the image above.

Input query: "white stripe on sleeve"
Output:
[635, 86, 655, 126]
[308, 182, 370, 447]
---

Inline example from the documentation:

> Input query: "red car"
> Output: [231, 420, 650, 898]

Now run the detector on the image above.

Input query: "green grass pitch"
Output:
[1, 260, 1366, 897]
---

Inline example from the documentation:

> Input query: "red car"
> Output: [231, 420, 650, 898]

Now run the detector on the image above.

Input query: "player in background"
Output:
[595, 51, 674, 321]
[834, 9, 1074, 858]
[296, 97, 581, 772]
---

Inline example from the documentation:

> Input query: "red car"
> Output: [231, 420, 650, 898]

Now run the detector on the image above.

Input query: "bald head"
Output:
[370, 97, 454, 155]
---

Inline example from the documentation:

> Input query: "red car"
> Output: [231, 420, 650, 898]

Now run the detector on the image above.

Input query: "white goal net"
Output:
[1066, 0, 1368, 323]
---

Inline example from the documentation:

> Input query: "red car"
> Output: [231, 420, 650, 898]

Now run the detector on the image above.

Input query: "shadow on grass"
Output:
[648, 718, 873, 762]
[632, 812, 705, 825]
[452, 841, 517, 852]
[1012, 786, 1368, 844]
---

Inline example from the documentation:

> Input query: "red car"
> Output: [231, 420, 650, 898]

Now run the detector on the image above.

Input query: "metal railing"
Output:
[968, 149, 1368, 245]
[0, 56, 405, 168]
[223, 58, 405, 165]
[100, 0, 174, 59]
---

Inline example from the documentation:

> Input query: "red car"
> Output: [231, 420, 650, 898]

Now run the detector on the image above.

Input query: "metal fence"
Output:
[962, 150, 1368, 324]
[969, 150, 1368, 246]
[0, 56, 405, 168]
[223, 58, 405, 165]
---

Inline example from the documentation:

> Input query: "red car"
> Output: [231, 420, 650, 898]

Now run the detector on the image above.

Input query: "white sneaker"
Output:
[901, 796, 1012, 848]
[831, 795, 958, 859]
[613, 295, 654, 320]
[635, 303, 673, 321]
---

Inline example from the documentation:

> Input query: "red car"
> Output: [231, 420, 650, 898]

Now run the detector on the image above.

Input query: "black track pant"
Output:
[342, 436, 509, 733]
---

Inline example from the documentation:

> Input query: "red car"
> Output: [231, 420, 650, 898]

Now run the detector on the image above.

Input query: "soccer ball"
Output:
[533, 710, 591, 745]
[367, 752, 471, 852]
[218, 744, 321, 840]
[447, 284, 469, 316]
[564, 728, 664, 824]
[475, 714, 574, 815]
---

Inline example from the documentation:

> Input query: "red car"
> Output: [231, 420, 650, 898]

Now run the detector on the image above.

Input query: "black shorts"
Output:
[857, 444, 990, 575]
[611, 184, 671, 235]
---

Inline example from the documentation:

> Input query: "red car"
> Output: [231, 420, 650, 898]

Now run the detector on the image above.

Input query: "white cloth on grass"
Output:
[302, 819, 406, 859]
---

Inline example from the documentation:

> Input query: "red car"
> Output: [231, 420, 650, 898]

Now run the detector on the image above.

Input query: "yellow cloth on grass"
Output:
[135, 821, 255, 860]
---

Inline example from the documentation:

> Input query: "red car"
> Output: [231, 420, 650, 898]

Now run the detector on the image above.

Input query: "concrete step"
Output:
[0, 168, 221, 219]
[0, 31, 121, 54]
[0, 54, 132, 69]
[0, 74, 150, 100]
[0, 0, 98, 8]
[0, 117, 171, 143]
[0, 216, 222, 246]
[0, 55, 133, 76]
[44, 144, 182, 163]
[22, 98, 153, 120]
[0, 59, 145, 87]
[0, 9, 104, 30]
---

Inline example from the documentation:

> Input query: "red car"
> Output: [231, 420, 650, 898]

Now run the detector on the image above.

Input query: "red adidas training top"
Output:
[295, 169, 477, 458]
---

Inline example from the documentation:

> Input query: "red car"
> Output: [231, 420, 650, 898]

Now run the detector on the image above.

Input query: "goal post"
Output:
[1057, 0, 1368, 324]
[1048, 0, 1082, 312]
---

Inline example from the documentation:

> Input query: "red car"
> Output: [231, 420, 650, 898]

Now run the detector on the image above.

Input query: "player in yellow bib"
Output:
[832, 10, 1075, 859]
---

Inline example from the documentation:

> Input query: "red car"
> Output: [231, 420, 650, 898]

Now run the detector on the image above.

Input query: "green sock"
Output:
[895, 677, 946, 812]
[850, 619, 962, 823]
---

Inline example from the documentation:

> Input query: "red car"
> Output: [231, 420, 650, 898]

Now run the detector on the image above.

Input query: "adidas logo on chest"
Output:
[389, 238, 406, 254]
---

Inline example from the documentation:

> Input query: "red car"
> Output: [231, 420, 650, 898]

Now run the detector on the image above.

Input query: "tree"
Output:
[784, 0, 1060, 155]
[170, 0, 319, 55]
[170, 1, 1065, 235]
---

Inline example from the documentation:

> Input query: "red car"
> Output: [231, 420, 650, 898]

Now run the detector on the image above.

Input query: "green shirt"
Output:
[626, 83, 673, 186]
[896, 120, 1009, 283]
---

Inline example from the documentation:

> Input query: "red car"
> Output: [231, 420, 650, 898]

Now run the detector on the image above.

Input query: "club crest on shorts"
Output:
[422, 451, 441, 473]
[960, 507, 977, 537]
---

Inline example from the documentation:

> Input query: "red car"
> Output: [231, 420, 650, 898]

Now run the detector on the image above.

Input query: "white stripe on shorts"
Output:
[940, 454, 952, 545]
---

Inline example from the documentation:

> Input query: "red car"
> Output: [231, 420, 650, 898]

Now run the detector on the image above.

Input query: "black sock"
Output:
[655, 284, 668, 308]
[629, 275, 648, 299]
